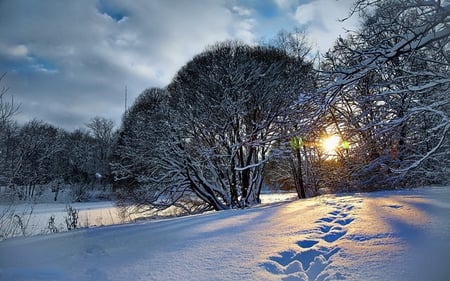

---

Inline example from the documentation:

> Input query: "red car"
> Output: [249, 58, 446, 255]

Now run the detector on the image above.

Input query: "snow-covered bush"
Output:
[47, 215, 58, 233]
[64, 205, 78, 231]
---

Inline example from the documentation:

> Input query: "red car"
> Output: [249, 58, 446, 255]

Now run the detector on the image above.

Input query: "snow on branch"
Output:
[319, 2, 450, 108]
[234, 158, 270, 171]
[391, 122, 449, 173]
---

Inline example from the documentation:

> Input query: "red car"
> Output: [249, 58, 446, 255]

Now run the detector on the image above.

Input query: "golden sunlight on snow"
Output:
[332, 193, 434, 280]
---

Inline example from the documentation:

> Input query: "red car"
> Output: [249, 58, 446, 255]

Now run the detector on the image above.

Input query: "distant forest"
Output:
[1, 0, 448, 212]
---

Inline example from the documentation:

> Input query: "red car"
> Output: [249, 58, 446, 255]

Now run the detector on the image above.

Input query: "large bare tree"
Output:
[168, 41, 313, 209]
[319, 0, 450, 189]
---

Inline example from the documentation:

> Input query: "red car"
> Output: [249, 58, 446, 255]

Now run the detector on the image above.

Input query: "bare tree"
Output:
[0, 73, 20, 188]
[267, 27, 312, 60]
[168, 41, 313, 209]
[13, 120, 63, 199]
[111, 88, 201, 214]
[318, 0, 450, 188]
[86, 116, 114, 147]
[86, 116, 115, 185]
[0, 73, 19, 126]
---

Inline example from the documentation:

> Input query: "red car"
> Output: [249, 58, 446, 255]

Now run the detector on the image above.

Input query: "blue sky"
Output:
[0, 0, 359, 130]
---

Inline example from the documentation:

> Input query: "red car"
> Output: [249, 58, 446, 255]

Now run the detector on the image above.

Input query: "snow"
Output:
[0, 201, 127, 237]
[0, 187, 449, 281]
[0, 193, 297, 239]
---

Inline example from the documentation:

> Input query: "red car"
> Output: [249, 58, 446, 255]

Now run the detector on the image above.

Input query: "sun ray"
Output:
[322, 135, 341, 154]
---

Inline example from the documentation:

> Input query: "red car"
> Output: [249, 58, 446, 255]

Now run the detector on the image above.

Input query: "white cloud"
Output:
[293, 0, 359, 52]
[294, 2, 316, 25]
[0, 0, 361, 130]
[232, 5, 252, 17]
[8, 44, 28, 57]
[0, 0, 258, 130]
[273, 0, 297, 10]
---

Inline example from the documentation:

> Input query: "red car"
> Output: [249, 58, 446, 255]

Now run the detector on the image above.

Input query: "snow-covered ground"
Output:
[0, 193, 298, 239]
[0, 187, 448, 281]
[0, 201, 127, 238]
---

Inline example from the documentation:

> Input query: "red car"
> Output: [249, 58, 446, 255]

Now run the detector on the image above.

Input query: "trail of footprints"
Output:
[261, 200, 358, 281]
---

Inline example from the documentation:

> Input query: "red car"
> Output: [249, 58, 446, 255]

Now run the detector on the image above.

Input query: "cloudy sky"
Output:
[0, 0, 360, 131]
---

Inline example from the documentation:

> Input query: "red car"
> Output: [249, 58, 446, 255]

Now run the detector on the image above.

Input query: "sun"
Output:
[322, 135, 341, 154]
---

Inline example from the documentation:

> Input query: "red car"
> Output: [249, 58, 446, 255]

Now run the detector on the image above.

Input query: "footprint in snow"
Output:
[383, 205, 403, 209]
[315, 217, 335, 223]
[328, 210, 340, 216]
[85, 245, 108, 256]
[262, 200, 358, 279]
[263, 246, 340, 280]
[318, 225, 333, 233]
[336, 218, 354, 226]
[322, 229, 347, 243]
[297, 240, 319, 248]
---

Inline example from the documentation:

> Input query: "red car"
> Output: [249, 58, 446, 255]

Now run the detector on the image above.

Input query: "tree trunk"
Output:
[293, 148, 306, 199]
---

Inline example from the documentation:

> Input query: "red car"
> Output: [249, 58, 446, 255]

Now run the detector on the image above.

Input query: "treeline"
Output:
[0, 108, 115, 201]
[1, 0, 448, 211]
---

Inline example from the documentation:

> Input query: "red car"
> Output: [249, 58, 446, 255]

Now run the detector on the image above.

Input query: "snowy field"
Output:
[0, 187, 449, 281]
[0, 201, 123, 236]
[0, 193, 298, 239]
